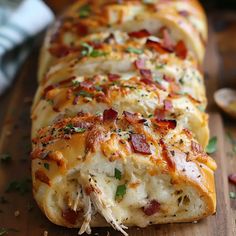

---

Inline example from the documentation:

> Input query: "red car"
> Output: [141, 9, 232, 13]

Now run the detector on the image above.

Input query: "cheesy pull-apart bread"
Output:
[31, 0, 216, 235]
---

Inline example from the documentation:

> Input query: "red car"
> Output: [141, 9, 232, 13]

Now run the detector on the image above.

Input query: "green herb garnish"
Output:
[5, 178, 31, 195]
[78, 4, 91, 18]
[156, 64, 165, 69]
[114, 168, 122, 180]
[77, 90, 93, 98]
[115, 184, 126, 200]
[64, 124, 86, 134]
[81, 42, 107, 58]
[126, 47, 143, 55]
[229, 192, 236, 199]
[90, 50, 107, 57]
[205, 136, 217, 154]
[44, 163, 50, 170]
[179, 77, 185, 85]
[0, 154, 11, 164]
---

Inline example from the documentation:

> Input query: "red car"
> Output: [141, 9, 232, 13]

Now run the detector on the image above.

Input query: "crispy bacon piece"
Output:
[128, 29, 151, 38]
[179, 10, 189, 17]
[62, 208, 80, 225]
[142, 200, 160, 216]
[49, 44, 70, 58]
[140, 69, 152, 80]
[228, 174, 236, 185]
[134, 58, 146, 69]
[146, 39, 168, 54]
[35, 170, 50, 186]
[162, 29, 174, 51]
[103, 108, 118, 122]
[140, 78, 154, 85]
[155, 119, 177, 130]
[108, 73, 120, 81]
[175, 40, 188, 60]
[130, 133, 151, 155]
[164, 99, 173, 111]
[154, 109, 166, 120]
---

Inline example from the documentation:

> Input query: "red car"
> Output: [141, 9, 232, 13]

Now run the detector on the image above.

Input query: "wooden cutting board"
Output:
[0, 25, 234, 236]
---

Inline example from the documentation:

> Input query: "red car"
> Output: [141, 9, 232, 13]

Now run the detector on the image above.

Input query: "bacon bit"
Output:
[75, 22, 88, 35]
[140, 78, 154, 85]
[53, 106, 60, 112]
[142, 200, 160, 216]
[80, 80, 93, 89]
[162, 28, 174, 51]
[191, 141, 203, 154]
[49, 44, 70, 58]
[103, 108, 118, 122]
[164, 99, 173, 111]
[159, 139, 175, 169]
[146, 39, 168, 54]
[154, 109, 166, 120]
[134, 58, 146, 69]
[123, 111, 139, 123]
[228, 174, 236, 185]
[43, 84, 57, 97]
[35, 170, 50, 186]
[128, 29, 151, 38]
[179, 10, 189, 17]
[85, 185, 94, 195]
[163, 75, 174, 82]
[155, 119, 177, 130]
[62, 208, 80, 225]
[130, 133, 151, 155]
[140, 69, 152, 80]
[175, 40, 187, 60]
[73, 95, 80, 105]
[108, 73, 120, 81]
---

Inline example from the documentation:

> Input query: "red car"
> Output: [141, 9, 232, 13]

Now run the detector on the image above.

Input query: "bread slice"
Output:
[32, 113, 216, 235]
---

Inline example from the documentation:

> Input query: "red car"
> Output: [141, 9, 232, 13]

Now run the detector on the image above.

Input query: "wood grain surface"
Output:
[0, 13, 236, 236]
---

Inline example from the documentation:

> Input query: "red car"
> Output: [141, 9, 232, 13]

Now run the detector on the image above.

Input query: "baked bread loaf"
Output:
[31, 0, 216, 235]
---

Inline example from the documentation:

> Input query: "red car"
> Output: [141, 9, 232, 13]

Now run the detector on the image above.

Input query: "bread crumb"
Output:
[14, 210, 20, 217]
[43, 230, 48, 236]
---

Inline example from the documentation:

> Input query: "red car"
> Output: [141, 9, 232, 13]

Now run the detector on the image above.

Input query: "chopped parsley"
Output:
[115, 184, 126, 200]
[114, 168, 122, 180]
[121, 85, 136, 89]
[76, 90, 93, 98]
[229, 192, 236, 199]
[64, 124, 86, 134]
[0, 154, 11, 164]
[5, 178, 31, 195]
[78, 4, 91, 18]
[81, 42, 107, 58]
[126, 47, 143, 55]
[148, 114, 154, 118]
[94, 85, 103, 91]
[0, 228, 19, 235]
[46, 99, 54, 105]
[90, 50, 107, 57]
[205, 136, 217, 154]
[43, 163, 50, 170]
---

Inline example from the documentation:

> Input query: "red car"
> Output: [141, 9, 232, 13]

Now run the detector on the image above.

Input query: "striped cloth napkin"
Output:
[0, 0, 54, 95]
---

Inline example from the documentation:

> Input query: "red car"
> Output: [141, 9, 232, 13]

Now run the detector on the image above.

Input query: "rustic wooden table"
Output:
[0, 10, 236, 235]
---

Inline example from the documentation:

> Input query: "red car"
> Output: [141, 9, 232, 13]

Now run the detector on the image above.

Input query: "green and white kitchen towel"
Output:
[0, 0, 54, 95]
